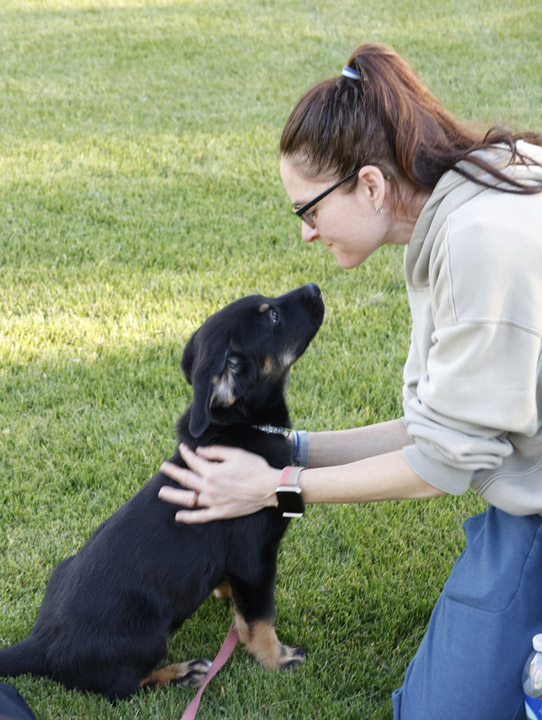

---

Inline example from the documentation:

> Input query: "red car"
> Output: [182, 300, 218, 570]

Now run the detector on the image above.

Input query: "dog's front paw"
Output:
[278, 644, 307, 671]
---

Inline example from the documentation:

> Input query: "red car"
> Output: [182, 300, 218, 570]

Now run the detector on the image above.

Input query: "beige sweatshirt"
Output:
[402, 141, 542, 515]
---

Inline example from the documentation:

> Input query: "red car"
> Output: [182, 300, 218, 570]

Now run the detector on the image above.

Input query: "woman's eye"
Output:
[269, 309, 279, 324]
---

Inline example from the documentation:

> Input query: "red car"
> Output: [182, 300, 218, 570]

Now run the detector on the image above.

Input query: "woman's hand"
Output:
[158, 444, 281, 524]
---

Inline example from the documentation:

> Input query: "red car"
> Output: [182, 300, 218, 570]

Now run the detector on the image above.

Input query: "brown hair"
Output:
[280, 43, 542, 195]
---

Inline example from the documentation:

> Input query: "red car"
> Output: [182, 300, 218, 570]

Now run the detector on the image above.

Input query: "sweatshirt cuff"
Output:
[402, 444, 474, 496]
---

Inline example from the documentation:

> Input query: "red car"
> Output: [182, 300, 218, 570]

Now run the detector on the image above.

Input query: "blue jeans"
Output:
[392, 507, 542, 720]
[0, 684, 37, 720]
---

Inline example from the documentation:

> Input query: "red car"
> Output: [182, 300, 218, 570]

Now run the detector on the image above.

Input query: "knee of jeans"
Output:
[511, 697, 527, 720]
[392, 687, 403, 719]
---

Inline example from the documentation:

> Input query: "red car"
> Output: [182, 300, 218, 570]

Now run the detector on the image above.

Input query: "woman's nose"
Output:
[301, 222, 319, 244]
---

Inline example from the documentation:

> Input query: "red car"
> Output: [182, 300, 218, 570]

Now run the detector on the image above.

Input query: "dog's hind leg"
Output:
[140, 658, 212, 690]
[213, 580, 233, 600]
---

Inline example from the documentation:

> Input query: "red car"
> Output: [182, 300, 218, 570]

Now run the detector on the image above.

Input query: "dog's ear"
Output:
[187, 348, 229, 438]
[181, 331, 197, 385]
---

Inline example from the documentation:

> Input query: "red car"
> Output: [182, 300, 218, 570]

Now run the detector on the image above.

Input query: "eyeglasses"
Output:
[291, 168, 360, 229]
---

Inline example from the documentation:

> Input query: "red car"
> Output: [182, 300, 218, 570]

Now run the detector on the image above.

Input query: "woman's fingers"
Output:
[157, 454, 207, 509]
[158, 443, 280, 521]
[158, 446, 232, 510]
[159, 445, 239, 487]
[174, 507, 220, 524]
[157, 483, 204, 509]
[159, 460, 197, 488]
[189, 444, 242, 463]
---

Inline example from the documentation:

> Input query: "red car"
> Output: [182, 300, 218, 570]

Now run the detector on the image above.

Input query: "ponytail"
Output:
[280, 43, 542, 195]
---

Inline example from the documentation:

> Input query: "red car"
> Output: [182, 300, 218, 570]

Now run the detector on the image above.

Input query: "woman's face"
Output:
[280, 156, 394, 269]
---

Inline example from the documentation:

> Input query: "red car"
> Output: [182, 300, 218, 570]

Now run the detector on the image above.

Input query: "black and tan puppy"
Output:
[0, 283, 324, 701]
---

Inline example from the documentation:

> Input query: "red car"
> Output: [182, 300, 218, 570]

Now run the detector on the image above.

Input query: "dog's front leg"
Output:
[228, 577, 306, 671]
[234, 612, 306, 671]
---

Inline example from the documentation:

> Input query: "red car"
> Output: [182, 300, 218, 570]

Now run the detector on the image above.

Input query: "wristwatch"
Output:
[276, 466, 305, 518]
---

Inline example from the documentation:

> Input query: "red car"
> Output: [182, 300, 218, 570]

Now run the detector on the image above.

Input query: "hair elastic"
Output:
[342, 65, 361, 81]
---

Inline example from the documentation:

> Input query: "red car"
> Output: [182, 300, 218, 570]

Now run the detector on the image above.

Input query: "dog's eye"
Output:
[269, 309, 279, 324]
[226, 356, 242, 370]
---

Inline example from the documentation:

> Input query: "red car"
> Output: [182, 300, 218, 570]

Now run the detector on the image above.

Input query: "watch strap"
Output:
[279, 465, 304, 489]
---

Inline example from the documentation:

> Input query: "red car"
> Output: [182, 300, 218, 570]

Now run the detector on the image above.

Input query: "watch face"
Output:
[276, 487, 305, 517]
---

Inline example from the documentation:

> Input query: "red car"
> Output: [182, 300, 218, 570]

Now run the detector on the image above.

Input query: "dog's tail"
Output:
[0, 637, 43, 678]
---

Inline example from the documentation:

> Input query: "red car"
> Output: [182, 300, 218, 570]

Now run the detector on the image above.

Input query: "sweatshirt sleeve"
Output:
[403, 321, 542, 495]
[402, 199, 542, 496]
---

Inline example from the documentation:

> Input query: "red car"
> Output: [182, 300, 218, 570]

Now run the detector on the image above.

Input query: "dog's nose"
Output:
[301, 283, 325, 328]
[305, 282, 321, 297]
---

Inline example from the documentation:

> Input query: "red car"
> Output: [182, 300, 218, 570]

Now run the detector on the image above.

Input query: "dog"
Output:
[0, 283, 324, 701]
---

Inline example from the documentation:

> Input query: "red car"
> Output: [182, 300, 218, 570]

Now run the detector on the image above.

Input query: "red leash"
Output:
[180, 621, 239, 720]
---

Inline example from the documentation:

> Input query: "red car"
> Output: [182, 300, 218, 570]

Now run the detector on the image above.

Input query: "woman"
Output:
[159, 44, 542, 719]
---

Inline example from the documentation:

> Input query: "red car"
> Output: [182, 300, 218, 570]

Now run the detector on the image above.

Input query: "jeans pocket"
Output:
[444, 508, 542, 612]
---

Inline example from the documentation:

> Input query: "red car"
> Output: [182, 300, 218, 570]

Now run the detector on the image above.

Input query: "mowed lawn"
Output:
[0, 1, 540, 718]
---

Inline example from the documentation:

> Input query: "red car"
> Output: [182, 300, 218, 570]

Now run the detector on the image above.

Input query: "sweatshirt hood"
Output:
[406, 141, 542, 288]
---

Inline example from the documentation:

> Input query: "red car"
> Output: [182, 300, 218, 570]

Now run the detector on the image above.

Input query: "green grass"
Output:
[0, 0, 539, 718]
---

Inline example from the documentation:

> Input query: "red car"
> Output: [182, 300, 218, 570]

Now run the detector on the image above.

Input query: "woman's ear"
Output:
[356, 166, 387, 212]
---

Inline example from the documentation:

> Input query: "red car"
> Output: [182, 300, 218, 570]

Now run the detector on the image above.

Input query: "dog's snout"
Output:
[305, 282, 321, 297]
[300, 283, 325, 329]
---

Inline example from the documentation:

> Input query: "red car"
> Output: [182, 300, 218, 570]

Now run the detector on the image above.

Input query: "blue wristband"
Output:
[291, 430, 310, 468]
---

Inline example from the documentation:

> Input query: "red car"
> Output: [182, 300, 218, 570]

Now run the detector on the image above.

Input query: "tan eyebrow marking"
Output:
[259, 303, 270, 313]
